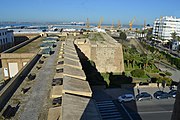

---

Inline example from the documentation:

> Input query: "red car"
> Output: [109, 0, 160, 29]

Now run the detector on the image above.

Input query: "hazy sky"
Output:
[1, 0, 180, 24]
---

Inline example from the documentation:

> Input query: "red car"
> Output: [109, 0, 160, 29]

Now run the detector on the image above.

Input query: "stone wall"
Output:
[1, 53, 36, 80]
[74, 39, 91, 59]
[0, 54, 40, 112]
[75, 33, 124, 73]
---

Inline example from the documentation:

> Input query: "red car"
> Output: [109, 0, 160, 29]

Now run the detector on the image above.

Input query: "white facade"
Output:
[153, 16, 180, 40]
[0, 29, 14, 46]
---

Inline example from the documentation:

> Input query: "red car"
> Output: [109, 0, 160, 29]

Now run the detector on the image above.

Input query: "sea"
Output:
[0, 22, 143, 30]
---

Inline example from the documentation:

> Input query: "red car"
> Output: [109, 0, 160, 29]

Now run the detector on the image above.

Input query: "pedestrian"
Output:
[157, 82, 159, 88]
[137, 86, 140, 94]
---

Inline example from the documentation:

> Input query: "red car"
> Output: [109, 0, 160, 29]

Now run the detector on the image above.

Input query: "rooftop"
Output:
[13, 37, 43, 53]
[63, 76, 92, 97]
[62, 94, 101, 120]
[63, 65, 86, 80]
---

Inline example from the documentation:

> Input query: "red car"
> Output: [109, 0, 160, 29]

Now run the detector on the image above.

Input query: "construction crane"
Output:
[98, 17, 103, 28]
[117, 20, 121, 29]
[111, 20, 114, 29]
[144, 19, 146, 29]
[86, 18, 90, 28]
[129, 17, 136, 30]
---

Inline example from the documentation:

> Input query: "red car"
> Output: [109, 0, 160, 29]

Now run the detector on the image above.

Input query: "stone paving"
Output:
[19, 41, 61, 120]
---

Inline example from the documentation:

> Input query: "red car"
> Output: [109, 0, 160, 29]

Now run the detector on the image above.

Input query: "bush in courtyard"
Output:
[130, 69, 145, 78]
[165, 71, 172, 76]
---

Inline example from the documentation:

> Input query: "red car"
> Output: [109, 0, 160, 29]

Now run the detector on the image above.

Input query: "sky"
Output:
[1, 0, 180, 25]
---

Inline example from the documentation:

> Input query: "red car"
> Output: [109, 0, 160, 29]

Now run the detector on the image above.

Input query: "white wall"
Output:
[0, 29, 14, 45]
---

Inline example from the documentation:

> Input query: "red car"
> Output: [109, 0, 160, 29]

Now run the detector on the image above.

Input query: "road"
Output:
[155, 62, 180, 82]
[156, 44, 180, 58]
[118, 99, 175, 120]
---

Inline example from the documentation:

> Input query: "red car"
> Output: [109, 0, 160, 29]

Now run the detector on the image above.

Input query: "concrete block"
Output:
[63, 76, 92, 97]
[64, 58, 82, 69]
[47, 107, 61, 120]
[51, 86, 63, 98]
[63, 65, 86, 80]
[62, 94, 101, 120]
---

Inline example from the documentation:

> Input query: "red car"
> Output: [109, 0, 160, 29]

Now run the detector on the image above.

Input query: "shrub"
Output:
[164, 77, 172, 86]
[159, 72, 166, 77]
[131, 69, 145, 78]
[155, 77, 172, 86]
[165, 71, 172, 76]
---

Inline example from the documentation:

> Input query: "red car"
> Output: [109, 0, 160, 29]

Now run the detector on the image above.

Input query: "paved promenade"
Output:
[19, 41, 61, 120]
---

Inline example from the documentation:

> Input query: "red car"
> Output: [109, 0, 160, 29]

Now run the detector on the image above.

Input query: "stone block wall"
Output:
[75, 33, 124, 73]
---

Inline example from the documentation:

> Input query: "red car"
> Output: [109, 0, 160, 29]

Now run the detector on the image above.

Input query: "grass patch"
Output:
[89, 33, 104, 41]
[14, 38, 43, 53]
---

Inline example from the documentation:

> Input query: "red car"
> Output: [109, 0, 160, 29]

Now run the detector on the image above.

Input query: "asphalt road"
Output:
[120, 99, 175, 120]
[155, 62, 180, 82]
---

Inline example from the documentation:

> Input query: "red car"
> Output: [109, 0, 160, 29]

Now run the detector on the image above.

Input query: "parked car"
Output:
[136, 92, 152, 101]
[153, 91, 170, 99]
[169, 90, 177, 98]
[118, 94, 135, 102]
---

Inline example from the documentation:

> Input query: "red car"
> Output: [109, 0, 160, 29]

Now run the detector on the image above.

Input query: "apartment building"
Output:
[153, 16, 180, 41]
[0, 29, 14, 51]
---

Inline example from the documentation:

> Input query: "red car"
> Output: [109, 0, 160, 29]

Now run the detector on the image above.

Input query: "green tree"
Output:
[124, 53, 131, 68]
[119, 32, 127, 40]
[171, 31, 177, 40]
[131, 69, 145, 78]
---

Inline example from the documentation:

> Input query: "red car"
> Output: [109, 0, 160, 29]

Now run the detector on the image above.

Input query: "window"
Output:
[3, 38, 5, 44]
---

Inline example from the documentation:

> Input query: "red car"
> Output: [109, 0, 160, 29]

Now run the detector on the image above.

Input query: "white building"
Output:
[0, 29, 14, 51]
[153, 16, 180, 41]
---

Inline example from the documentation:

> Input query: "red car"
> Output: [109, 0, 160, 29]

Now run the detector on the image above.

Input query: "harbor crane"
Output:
[129, 17, 136, 30]
[111, 20, 114, 29]
[86, 18, 90, 28]
[144, 19, 146, 29]
[98, 17, 103, 28]
[117, 20, 121, 29]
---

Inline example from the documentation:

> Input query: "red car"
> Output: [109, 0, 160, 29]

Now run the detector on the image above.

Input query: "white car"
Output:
[118, 94, 135, 102]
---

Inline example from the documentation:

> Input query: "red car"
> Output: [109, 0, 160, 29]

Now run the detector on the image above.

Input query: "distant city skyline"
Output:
[1, 0, 180, 25]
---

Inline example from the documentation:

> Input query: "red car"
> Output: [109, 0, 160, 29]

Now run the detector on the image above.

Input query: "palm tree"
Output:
[171, 31, 177, 40]
[124, 53, 131, 68]
[133, 54, 142, 68]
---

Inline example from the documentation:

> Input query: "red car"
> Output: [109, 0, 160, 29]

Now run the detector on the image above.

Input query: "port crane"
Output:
[144, 19, 146, 29]
[111, 20, 114, 29]
[117, 20, 121, 29]
[98, 17, 103, 28]
[86, 18, 90, 28]
[129, 17, 136, 30]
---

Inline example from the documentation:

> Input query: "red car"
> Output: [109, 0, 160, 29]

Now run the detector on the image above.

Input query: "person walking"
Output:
[137, 86, 140, 94]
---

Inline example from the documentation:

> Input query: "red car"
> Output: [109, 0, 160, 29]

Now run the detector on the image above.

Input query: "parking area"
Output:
[122, 98, 175, 120]
[92, 85, 176, 120]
